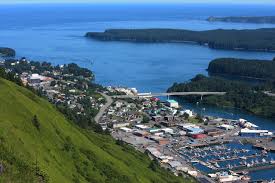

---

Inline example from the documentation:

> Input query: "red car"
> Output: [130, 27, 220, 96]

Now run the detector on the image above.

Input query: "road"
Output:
[94, 93, 113, 123]
[113, 92, 226, 99]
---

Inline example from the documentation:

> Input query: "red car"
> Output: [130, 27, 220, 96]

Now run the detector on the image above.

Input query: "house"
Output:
[164, 115, 174, 122]
[133, 130, 148, 137]
[28, 74, 42, 84]
[150, 136, 169, 145]
[180, 109, 194, 117]
[161, 128, 174, 134]
[148, 128, 161, 133]
[166, 100, 179, 108]
[179, 123, 204, 135]
[120, 127, 133, 133]
[161, 121, 177, 127]
[135, 124, 149, 130]
[218, 124, 234, 131]
[113, 122, 130, 128]
[152, 115, 162, 122]
[205, 128, 223, 137]
[192, 134, 207, 139]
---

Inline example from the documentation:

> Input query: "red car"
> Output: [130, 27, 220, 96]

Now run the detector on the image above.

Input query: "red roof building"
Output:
[192, 134, 207, 139]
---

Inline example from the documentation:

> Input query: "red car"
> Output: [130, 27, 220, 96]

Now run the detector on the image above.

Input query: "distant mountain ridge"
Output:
[207, 16, 275, 24]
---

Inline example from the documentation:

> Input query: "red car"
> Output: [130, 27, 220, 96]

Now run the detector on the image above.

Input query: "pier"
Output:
[209, 154, 266, 163]
[253, 141, 275, 152]
[235, 163, 275, 172]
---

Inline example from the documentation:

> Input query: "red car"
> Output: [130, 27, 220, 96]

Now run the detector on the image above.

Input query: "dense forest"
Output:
[207, 16, 275, 24]
[208, 58, 275, 80]
[0, 47, 16, 57]
[168, 74, 275, 118]
[86, 28, 275, 51]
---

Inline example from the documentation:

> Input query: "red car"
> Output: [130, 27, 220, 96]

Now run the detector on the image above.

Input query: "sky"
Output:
[0, 0, 275, 4]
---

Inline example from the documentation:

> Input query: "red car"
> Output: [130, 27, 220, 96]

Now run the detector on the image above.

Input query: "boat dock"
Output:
[209, 154, 267, 163]
[233, 163, 275, 172]
[253, 141, 275, 152]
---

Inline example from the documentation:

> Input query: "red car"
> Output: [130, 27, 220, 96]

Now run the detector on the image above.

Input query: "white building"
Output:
[218, 124, 235, 131]
[161, 128, 174, 134]
[166, 100, 179, 108]
[113, 122, 130, 128]
[180, 110, 194, 117]
[135, 124, 149, 130]
[120, 127, 133, 133]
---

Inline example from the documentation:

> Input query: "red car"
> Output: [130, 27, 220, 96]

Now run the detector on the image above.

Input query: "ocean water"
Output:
[0, 4, 275, 92]
[0, 4, 275, 180]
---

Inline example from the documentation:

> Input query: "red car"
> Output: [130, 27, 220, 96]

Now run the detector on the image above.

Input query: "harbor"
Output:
[99, 88, 275, 182]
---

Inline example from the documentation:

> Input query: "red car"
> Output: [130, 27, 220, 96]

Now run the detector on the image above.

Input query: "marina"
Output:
[178, 142, 275, 177]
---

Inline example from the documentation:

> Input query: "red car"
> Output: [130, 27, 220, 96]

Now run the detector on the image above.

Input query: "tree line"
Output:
[168, 74, 275, 118]
[208, 58, 275, 81]
[86, 28, 275, 51]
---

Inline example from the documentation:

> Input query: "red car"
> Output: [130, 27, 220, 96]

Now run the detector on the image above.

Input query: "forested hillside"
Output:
[168, 75, 275, 118]
[208, 58, 275, 80]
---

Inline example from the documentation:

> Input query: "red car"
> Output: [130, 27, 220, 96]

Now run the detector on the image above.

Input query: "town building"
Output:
[165, 100, 179, 108]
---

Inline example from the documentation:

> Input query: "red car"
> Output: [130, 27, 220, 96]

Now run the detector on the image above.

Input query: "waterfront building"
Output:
[166, 100, 179, 108]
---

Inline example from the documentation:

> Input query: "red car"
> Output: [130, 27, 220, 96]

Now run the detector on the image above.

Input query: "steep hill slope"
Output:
[0, 78, 190, 183]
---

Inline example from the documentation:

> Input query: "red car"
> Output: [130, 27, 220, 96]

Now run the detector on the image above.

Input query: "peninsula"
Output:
[86, 28, 275, 52]
[207, 16, 275, 24]
[208, 57, 275, 81]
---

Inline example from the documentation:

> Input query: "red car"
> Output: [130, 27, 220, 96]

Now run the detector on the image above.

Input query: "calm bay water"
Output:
[1, 4, 275, 180]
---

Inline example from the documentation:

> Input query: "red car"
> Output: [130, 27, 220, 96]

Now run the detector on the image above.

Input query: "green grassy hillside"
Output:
[0, 78, 191, 183]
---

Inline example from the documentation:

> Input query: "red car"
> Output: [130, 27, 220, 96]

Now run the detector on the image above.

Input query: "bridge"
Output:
[113, 92, 226, 99]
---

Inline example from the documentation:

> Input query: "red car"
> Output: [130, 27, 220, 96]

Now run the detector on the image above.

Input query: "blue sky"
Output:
[0, 0, 274, 4]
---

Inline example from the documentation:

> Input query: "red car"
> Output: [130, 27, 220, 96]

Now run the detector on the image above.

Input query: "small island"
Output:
[208, 57, 275, 81]
[0, 47, 16, 57]
[207, 16, 275, 24]
[86, 28, 275, 52]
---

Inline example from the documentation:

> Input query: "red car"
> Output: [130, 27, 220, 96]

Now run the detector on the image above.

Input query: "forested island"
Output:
[0, 47, 16, 57]
[168, 74, 275, 118]
[86, 28, 275, 52]
[207, 16, 275, 24]
[208, 58, 275, 81]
